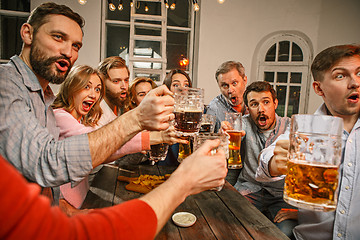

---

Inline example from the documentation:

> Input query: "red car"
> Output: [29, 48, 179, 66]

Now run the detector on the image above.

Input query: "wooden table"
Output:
[82, 164, 289, 240]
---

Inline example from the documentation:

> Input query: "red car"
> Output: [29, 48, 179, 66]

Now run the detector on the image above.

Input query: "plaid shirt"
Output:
[0, 55, 92, 187]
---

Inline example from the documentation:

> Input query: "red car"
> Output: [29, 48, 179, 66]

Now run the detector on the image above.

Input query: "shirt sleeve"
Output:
[255, 131, 289, 182]
[0, 69, 92, 187]
[0, 155, 158, 240]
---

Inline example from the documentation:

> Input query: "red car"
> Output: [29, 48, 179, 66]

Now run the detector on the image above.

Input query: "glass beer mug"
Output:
[284, 114, 343, 211]
[173, 87, 204, 136]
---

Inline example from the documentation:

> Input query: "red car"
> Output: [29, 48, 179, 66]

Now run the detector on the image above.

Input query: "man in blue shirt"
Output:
[257, 44, 360, 239]
[207, 61, 249, 185]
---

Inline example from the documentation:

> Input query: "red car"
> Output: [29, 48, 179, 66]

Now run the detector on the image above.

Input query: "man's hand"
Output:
[173, 139, 228, 195]
[136, 85, 175, 131]
[220, 121, 246, 137]
[273, 208, 298, 223]
[269, 140, 290, 176]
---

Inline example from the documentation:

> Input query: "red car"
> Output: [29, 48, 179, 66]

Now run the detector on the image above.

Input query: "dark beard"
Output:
[105, 87, 128, 108]
[29, 42, 72, 85]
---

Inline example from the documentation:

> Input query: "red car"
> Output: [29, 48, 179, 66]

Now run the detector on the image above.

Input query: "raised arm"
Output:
[89, 85, 175, 168]
[140, 139, 227, 234]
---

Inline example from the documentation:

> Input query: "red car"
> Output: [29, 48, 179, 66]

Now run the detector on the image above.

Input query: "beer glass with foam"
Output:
[224, 112, 243, 169]
[284, 114, 343, 211]
[193, 132, 229, 191]
[173, 87, 204, 136]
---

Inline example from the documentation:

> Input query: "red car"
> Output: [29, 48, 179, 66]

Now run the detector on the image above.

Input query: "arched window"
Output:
[257, 33, 312, 117]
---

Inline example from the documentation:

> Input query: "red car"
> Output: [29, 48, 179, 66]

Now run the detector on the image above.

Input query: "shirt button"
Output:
[348, 139, 352, 143]
[348, 162, 353, 167]
[340, 210, 345, 214]
[345, 186, 350, 190]
[337, 233, 342, 237]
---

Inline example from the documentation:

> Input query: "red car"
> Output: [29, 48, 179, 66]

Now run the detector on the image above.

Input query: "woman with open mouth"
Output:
[52, 65, 155, 216]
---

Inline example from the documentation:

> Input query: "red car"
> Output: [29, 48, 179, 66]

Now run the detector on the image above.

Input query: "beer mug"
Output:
[174, 87, 204, 136]
[284, 114, 343, 211]
[224, 112, 243, 169]
[199, 114, 217, 133]
[193, 133, 229, 191]
[149, 143, 169, 163]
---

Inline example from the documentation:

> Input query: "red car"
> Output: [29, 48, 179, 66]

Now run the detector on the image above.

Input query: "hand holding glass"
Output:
[193, 133, 229, 191]
[284, 114, 343, 212]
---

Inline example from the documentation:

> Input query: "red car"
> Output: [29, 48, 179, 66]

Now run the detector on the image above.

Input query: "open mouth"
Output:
[347, 92, 360, 103]
[120, 91, 127, 98]
[55, 59, 70, 72]
[257, 115, 268, 126]
[82, 100, 94, 112]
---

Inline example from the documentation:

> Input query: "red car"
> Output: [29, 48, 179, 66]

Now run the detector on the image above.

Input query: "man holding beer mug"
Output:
[257, 44, 360, 239]
[226, 81, 298, 238]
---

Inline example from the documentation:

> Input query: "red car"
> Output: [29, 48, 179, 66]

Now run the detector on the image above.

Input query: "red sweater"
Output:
[0, 155, 157, 240]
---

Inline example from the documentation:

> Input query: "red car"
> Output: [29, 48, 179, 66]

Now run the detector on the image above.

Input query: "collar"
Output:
[10, 55, 55, 102]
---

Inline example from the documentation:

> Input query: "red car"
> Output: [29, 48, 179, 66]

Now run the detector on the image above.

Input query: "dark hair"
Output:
[215, 61, 245, 81]
[243, 81, 277, 107]
[311, 44, 360, 82]
[97, 56, 129, 80]
[52, 65, 105, 127]
[163, 69, 192, 90]
[27, 2, 84, 35]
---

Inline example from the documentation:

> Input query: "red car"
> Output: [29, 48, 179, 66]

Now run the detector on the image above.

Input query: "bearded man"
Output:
[97, 56, 130, 125]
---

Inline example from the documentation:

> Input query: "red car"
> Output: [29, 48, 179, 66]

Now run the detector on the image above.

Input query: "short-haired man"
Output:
[207, 60, 248, 131]
[207, 61, 249, 185]
[257, 44, 360, 239]
[231, 81, 297, 238]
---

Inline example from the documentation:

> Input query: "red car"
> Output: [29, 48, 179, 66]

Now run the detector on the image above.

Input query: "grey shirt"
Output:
[257, 104, 360, 239]
[0, 55, 92, 187]
[206, 94, 248, 132]
[234, 114, 290, 197]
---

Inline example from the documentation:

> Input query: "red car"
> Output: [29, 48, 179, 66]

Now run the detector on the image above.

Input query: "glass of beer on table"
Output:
[193, 132, 229, 191]
[284, 114, 343, 211]
[224, 112, 243, 169]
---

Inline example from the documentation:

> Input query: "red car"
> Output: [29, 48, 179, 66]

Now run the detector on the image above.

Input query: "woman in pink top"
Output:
[52, 65, 149, 216]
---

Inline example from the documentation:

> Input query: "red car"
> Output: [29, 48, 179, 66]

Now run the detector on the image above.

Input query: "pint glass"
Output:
[178, 135, 193, 163]
[224, 112, 242, 169]
[174, 87, 204, 136]
[284, 114, 343, 211]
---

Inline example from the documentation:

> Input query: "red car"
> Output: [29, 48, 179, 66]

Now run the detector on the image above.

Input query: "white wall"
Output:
[31, 0, 360, 113]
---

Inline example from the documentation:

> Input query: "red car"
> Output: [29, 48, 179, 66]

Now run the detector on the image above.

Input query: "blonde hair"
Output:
[129, 77, 157, 109]
[52, 65, 105, 127]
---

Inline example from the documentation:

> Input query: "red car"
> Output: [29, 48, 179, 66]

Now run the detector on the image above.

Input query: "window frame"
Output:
[0, 8, 30, 63]
[256, 33, 312, 117]
[100, 0, 196, 84]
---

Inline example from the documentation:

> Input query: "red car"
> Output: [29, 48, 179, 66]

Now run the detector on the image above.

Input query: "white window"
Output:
[257, 33, 312, 117]
[101, 0, 196, 84]
[0, 0, 30, 63]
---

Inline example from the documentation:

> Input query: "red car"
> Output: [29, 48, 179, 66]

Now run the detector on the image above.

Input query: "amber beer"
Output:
[226, 130, 242, 169]
[284, 160, 339, 211]
[178, 136, 193, 163]
[174, 110, 202, 134]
